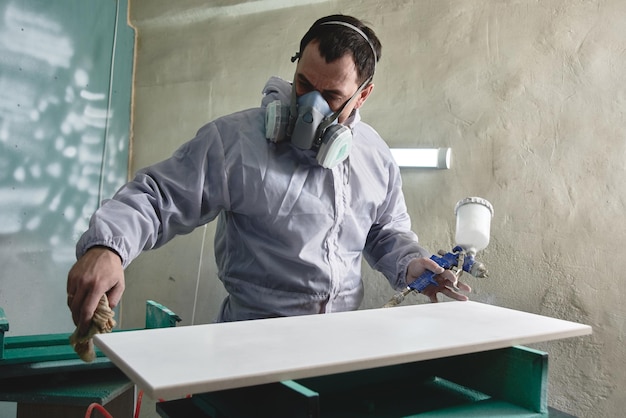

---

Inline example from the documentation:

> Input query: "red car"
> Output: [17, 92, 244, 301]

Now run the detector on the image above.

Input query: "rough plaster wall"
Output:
[126, 1, 626, 416]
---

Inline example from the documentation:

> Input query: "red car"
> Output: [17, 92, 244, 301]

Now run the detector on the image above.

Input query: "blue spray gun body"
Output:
[407, 246, 488, 293]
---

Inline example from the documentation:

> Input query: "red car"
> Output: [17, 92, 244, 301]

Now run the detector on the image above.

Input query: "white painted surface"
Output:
[95, 301, 591, 400]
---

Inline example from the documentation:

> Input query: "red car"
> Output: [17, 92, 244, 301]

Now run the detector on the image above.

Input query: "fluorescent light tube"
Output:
[389, 147, 451, 169]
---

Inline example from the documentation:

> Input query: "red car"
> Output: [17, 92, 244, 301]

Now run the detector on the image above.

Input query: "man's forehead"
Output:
[296, 42, 359, 92]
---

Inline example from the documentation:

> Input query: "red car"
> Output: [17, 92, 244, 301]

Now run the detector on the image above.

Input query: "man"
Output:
[67, 14, 470, 336]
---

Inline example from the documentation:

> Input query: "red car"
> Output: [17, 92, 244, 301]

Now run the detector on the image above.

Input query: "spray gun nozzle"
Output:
[469, 261, 488, 278]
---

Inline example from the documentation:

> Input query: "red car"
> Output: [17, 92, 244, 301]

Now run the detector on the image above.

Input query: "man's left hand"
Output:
[406, 257, 471, 303]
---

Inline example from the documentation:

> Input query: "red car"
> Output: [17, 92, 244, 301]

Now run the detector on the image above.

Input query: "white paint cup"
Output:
[454, 197, 494, 254]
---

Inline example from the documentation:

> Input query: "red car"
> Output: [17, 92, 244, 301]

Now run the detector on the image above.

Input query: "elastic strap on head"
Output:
[319, 20, 378, 65]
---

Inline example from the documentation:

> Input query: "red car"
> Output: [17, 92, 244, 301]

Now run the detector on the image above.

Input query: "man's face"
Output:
[294, 41, 373, 124]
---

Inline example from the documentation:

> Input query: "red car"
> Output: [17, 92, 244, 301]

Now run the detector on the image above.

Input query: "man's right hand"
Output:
[66, 247, 125, 336]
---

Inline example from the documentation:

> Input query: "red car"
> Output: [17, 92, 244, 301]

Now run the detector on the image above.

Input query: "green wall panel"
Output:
[0, 0, 133, 337]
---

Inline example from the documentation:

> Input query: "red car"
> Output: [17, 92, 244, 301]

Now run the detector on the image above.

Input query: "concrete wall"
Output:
[125, 1, 626, 416]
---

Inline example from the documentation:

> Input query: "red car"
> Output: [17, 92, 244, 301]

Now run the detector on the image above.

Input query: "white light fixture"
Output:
[389, 147, 452, 169]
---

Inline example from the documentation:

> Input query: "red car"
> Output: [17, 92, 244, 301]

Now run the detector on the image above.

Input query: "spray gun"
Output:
[384, 197, 494, 307]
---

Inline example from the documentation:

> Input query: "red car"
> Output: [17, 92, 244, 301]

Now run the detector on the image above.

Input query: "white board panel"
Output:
[94, 301, 591, 400]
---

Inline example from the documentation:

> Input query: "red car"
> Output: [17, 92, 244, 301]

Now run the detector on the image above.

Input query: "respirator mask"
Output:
[266, 85, 366, 169]
[265, 20, 377, 169]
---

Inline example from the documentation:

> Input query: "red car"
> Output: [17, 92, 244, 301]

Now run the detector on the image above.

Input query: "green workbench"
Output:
[155, 345, 575, 418]
[0, 301, 180, 418]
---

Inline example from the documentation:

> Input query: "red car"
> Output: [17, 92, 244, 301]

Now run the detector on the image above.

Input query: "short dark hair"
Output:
[295, 14, 382, 85]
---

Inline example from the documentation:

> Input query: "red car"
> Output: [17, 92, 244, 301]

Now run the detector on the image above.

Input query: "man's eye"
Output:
[296, 80, 312, 94]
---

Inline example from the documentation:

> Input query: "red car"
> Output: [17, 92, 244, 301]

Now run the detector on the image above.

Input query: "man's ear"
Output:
[355, 83, 374, 109]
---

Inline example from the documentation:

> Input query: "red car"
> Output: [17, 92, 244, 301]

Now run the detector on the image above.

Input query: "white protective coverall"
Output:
[76, 77, 430, 322]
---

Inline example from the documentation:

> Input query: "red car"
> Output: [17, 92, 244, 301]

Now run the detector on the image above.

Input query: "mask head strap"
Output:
[291, 20, 378, 80]
[319, 21, 378, 67]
